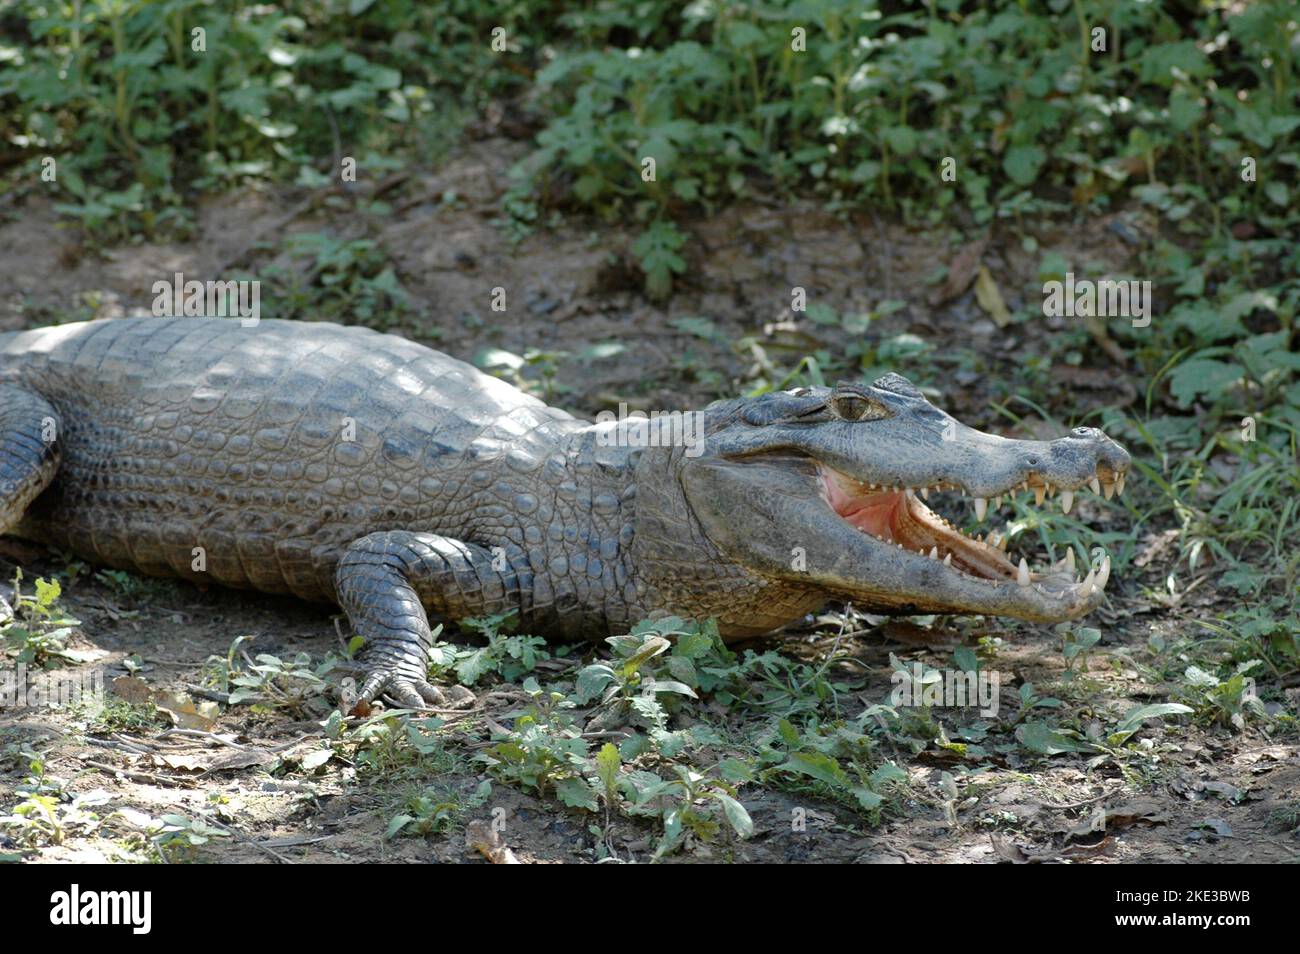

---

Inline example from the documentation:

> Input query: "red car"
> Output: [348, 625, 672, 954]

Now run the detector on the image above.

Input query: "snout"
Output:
[1057, 426, 1130, 481]
[1039, 426, 1131, 500]
[955, 425, 1132, 509]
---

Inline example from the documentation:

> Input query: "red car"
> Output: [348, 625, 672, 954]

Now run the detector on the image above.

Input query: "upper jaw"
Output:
[825, 440, 1131, 519]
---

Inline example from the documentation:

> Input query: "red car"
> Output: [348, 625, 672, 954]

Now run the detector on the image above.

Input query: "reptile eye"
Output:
[830, 394, 887, 422]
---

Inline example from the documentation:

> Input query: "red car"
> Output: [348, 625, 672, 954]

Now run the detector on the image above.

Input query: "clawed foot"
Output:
[343, 666, 475, 716]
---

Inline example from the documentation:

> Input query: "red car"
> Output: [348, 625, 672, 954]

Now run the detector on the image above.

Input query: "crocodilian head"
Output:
[681, 372, 1132, 624]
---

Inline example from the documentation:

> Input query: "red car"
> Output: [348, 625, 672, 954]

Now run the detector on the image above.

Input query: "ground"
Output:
[1, 139, 1296, 864]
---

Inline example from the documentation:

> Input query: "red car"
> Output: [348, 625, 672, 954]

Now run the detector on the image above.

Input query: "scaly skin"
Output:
[0, 317, 1131, 708]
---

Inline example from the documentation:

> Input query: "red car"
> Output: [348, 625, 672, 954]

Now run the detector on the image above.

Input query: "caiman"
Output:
[0, 317, 1131, 708]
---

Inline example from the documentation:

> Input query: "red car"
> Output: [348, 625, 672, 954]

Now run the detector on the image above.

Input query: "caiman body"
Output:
[0, 317, 1130, 707]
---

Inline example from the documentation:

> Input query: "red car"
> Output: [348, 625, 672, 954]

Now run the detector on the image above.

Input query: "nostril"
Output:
[1025, 456, 1040, 467]
[1073, 426, 1097, 438]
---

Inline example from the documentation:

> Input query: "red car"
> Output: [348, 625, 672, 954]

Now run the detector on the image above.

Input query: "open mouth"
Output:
[818, 465, 1125, 597]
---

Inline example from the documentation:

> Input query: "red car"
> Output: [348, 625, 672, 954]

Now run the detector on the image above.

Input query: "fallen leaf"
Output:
[973, 265, 1012, 326]
[1065, 799, 1167, 841]
[1193, 818, 1233, 838]
[1133, 529, 1180, 568]
[154, 754, 208, 772]
[152, 691, 219, 731]
[465, 820, 522, 864]
[207, 750, 277, 773]
[112, 676, 154, 706]
[928, 237, 987, 306]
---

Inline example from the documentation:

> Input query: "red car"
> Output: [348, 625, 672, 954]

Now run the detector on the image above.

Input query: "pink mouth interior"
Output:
[819, 468, 1017, 581]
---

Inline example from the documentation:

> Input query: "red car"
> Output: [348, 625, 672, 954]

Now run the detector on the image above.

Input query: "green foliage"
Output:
[477, 677, 594, 804]
[385, 779, 492, 840]
[757, 716, 904, 817]
[1, 572, 83, 667]
[429, 612, 551, 686]
[204, 635, 335, 717]
[262, 231, 413, 325]
[0, 0, 543, 237]
[520, 1, 1297, 231]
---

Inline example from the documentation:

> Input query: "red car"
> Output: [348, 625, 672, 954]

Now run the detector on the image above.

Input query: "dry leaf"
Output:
[112, 675, 154, 706]
[465, 820, 522, 864]
[154, 753, 208, 772]
[1134, 529, 1179, 568]
[989, 834, 1061, 864]
[974, 265, 1012, 326]
[207, 749, 278, 773]
[152, 690, 219, 730]
[928, 237, 987, 306]
[1065, 799, 1167, 841]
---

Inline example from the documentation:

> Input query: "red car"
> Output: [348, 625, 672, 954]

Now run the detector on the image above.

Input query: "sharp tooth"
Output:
[1060, 490, 1074, 514]
[929, 546, 938, 560]
[1033, 485, 1046, 506]
[1096, 554, 1111, 591]
[1065, 548, 1076, 574]
[943, 553, 952, 567]
[1103, 480, 1115, 500]
[974, 497, 987, 521]
[920, 487, 929, 500]
[1080, 565, 1097, 596]
[1089, 477, 1101, 496]
[1116, 473, 1126, 496]
[1017, 558, 1030, 587]
[998, 535, 1008, 551]
[993, 495, 1002, 509]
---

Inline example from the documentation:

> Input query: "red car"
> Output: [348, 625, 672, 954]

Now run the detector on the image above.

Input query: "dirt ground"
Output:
[1, 139, 1296, 864]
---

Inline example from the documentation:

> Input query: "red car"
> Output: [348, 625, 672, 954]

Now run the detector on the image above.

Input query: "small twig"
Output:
[84, 736, 153, 756]
[259, 834, 334, 849]
[111, 732, 160, 754]
[83, 759, 195, 789]
[206, 818, 296, 864]
[157, 728, 248, 750]
[183, 684, 233, 704]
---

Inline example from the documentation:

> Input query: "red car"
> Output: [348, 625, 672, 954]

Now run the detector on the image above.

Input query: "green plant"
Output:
[385, 779, 491, 840]
[205, 635, 335, 717]
[429, 612, 550, 686]
[617, 763, 753, 860]
[1, 572, 83, 667]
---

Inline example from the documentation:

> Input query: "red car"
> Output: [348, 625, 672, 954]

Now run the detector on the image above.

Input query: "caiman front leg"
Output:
[0, 385, 61, 621]
[335, 531, 527, 710]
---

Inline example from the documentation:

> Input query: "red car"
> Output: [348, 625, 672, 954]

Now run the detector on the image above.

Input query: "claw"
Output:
[353, 667, 467, 715]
